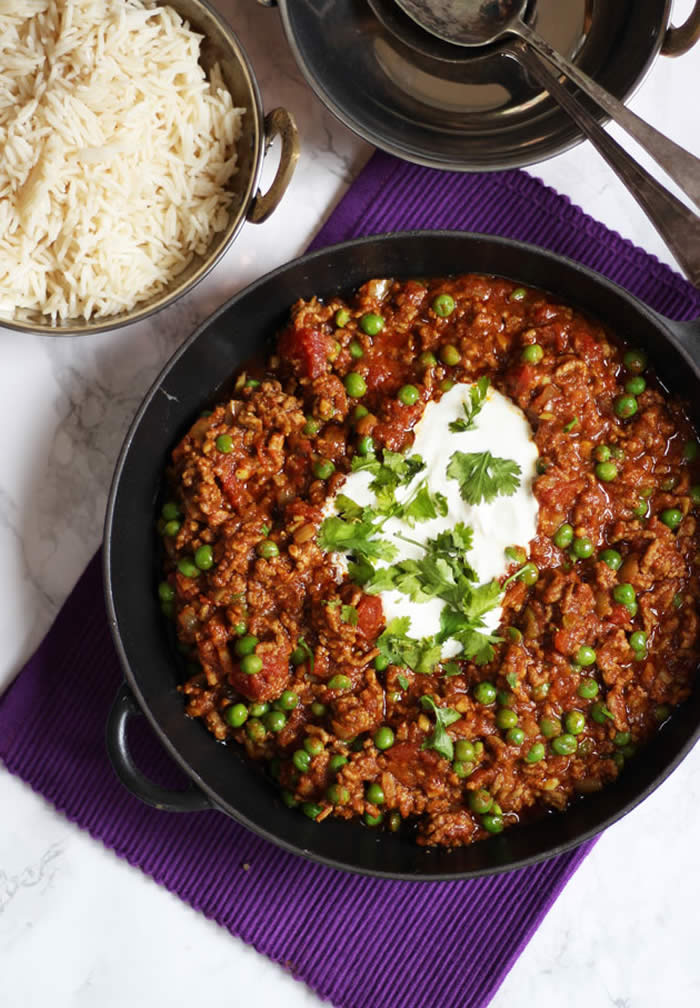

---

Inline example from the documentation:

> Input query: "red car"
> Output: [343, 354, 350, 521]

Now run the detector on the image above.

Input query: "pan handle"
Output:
[662, 1, 700, 56]
[106, 683, 212, 812]
[247, 107, 300, 224]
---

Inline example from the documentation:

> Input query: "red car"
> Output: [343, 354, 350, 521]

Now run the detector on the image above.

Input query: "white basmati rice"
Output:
[0, 0, 245, 323]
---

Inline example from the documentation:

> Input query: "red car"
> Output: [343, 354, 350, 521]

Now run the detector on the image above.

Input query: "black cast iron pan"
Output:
[104, 231, 700, 880]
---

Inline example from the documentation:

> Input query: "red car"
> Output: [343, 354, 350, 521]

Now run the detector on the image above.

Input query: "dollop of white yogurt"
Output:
[326, 383, 539, 652]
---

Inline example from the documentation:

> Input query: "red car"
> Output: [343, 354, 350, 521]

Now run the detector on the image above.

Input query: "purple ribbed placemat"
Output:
[2, 152, 699, 1008]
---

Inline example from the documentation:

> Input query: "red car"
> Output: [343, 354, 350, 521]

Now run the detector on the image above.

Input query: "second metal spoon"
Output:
[394, 0, 700, 210]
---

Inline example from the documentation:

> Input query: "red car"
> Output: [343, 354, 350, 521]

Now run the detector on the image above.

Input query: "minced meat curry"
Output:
[157, 274, 699, 847]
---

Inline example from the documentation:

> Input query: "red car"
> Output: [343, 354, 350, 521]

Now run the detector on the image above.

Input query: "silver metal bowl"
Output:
[2, 0, 299, 337]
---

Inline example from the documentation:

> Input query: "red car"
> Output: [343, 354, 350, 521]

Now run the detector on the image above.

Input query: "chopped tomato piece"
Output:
[229, 643, 291, 701]
[356, 594, 385, 640]
[278, 325, 330, 379]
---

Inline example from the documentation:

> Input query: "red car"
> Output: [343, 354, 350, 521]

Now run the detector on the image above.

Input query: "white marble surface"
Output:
[1, 1, 699, 1005]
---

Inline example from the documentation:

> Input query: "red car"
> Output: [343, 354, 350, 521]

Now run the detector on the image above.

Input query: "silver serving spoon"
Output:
[394, 0, 700, 210]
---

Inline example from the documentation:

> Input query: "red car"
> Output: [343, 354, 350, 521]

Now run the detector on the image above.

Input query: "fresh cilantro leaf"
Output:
[448, 377, 489, 433]
[341, 604, 358, 626]
[420, 695, 461, 761]
[375, 617, 413, 666]
[443, 661, 461, 677]
[374, 619, 442, 676]
[506, 670, 519, 689]
[413, 639, 444, 677]
[318, 514, 397, 563]
[446, 450, 521, 506]
[397, 674, 410, 690]
[423, 522, 474, 558]
[363, 565, 399, 594]
[395, 481, 448, 527]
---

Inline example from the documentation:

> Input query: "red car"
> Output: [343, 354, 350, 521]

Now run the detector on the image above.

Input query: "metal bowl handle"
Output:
[105, 683, 212, 812]
[247, 107, 300, 224]
[662, 0, 700, 56]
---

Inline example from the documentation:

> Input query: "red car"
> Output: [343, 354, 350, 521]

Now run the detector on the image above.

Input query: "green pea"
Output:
[327, 674, 351, 690]
[235, 634, 258, 657]
[264, 710, 286, 733]
[629, 630, 647, 652]
[519, 562, 539, 586]
[660, 476, 678, 492]
[468, 789, 493, 814]
[249, 702, 269, 717]
[257, 539, 279, 559]
[162, 519, 181, 537]
[532, 682, 550, 701]
[241, 654, 262, 676]
[357, 435, 375, 456]
[551, 734, 577, 756]
[610, 445, 625, 460]
[505, 545, 527, 564]
[232, 622, 247, 637]
[439, 344, 461, 366]
[348, 341, 364, 360]
[564, 710, 586, 735]
[632, 499, 648, 519]
[344, 372, 367, 398]
[496, 708, 518, 731]
[623, 349, 647, 374]
[329, 754, 348, 773]
[224, 703, 248, 728]
[660, 508, 683, 530]
[311, 701, 327, 718]
[292, 749, 311, 773]
[506, 727, 525, 746]
[290, 646, 306, 665]
[613, 583, 636, 606]
[525, 742, 545, 763]
[614, 731, 631, 747]
[599, 548, 622, 570]
[366, 782, 385, 805]
[160, 599, 174, 620]
[509, 287, 527, 301]
[327, 784, 349, 804]
[453, 760, 474, 779]
[591, 701, 613, 724]
[418, 351, 437, 369]
[595, 461, 618, 482]
[278, 690, 299, 711]
[304, 736, 324, 756]
[216, 434, 233, 454]
[496, 689, 513, 707]
[194, 545, 214, 570]
[364, 811, 383, 826]
[505, 626, 523, 644]
[474, 681, 497, 705]
[161, 501, 180, 521]
[594, 445, 611, 462]
[398, 384, 419, 406]
[539, 717, 561, 738]
[158, 581, 175, 602]
[281, 790, 298, 808]
[654, 703, 672, 723]
[440, 378, 455, 392]
[177, 557, 199, 578]
[684, 440, 700, 463]
[313, 459, 335, 480]
[455, 740, 476, 763]
[625, 376, 646, 396]
[577, 678, 599, 699]
[303, 417, 320, 436]
[335, 307, 351, 328]
[553, 523, 574, 548]
[432, 293, 456, 317]
[301, 802, 322, 820]
[614, 395, 638, 419]
[374, 655, 390, 671]
[521, 343, 543, 364]
[374, 726, 395, 750]
[482, 813, 505, 834]
[245, 718, 266, 743]
[360, 312, 384, 336]
[572, 537, 594, 559]
[577, 645, 597, 667]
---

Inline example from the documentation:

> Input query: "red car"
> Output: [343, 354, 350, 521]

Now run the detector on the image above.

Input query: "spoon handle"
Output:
[515, 21, 700, 211]
[512, 44, 700, 287]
